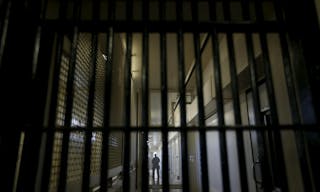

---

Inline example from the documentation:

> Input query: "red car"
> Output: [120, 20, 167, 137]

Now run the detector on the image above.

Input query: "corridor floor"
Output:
[148, 169, 182, 192]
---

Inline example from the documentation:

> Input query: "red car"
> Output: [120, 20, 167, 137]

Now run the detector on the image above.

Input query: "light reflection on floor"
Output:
[148, 170, 183, 192]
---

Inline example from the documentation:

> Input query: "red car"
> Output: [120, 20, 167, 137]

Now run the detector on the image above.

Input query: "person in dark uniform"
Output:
[152, 154, 160, 180]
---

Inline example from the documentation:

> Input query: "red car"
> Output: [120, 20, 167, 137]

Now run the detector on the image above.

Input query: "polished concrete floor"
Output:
[106, 169, 183, 191]
[148, 169, 182, 192]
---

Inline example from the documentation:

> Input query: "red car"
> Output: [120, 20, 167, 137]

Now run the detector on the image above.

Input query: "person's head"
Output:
[154, 154, 157, 157]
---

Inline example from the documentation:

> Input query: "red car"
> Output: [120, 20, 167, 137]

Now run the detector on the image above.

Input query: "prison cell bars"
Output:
[239, 0, 267, 191]
[238, 0, 264, 191]
[273, 0, 316, 191]
[0, 0, 11, 69]
[176, 0, 190, 191]
[190, 0, 210, 191]
[41, 0, 67, 190]
[252, 0, 291, 191]
[141, 0, 150, 190]
[100, 0, 116, 191]
[122, 0, 134, 191]
[53, 0, 278, 192]
[13, 0, 48, 191]
[58, 0, 82, 191]
[32, 0, 48, 79]
[2, 0, 319, 192]
[159, 0, 170, 191]
[207, 0, 233, 191]
[81, 0, 100, 191]
[253, 0, 286, 190]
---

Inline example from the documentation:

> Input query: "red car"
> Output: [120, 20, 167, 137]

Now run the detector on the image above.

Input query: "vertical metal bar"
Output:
[58, 0, 82, 191]
[100, 0, 115, 191]
[176, 0, 189, 191]
[159, 0, 169, 191]
[222, 0, 241, 128]
[212, 33, 232, 192]
[209, 0, 224, 126]
[272, 0, 315, 191]
[141, 0, 149, 191]
[257, 35, 277, 192]
[0, 1, 11, 70]
[253, 0, 287, 191]
[191, 1, 209, 191]
[123, 0, 133, 190]
[82, 1, 100, 190]
[239, 1, 263, 191]
[218, 2, 252, 191]
[242, 0, 262, 126]
[100, 27, 114, 192]
[41, 0, 68, 191]
[208, 9, 230, 188]
[251, 1, 278, 191]
[223, 0, 252, 191]
[272, 1, 301, 122]
[211, 1, 235, 192]
[260, 32, 287, 191]
[123, 32, 132, 192]
[32, 0, 48, 78]
[82, 33, 97, 192]
[242, 0, 285, 190]
[15, 0, 48, 191]
[58, 31, 78, 192]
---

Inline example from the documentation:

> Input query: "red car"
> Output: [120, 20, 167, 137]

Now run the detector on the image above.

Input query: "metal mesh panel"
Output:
[90, 132, 102, 176]
[64, 33, 92, 188]
[49, 133, 63, 192]
[49, 53, 69, 192]
[90, 38, 105, 177]
[67, 132, 85, 183]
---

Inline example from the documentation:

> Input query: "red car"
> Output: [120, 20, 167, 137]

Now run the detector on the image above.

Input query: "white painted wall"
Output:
[177, 31, 304, 192]
[205, 102, 241, 192]
[240, 93, 257, 192]
[205, 117, 223, 192]
[268, 34, 303, 192]
[150, 92, 161, 126]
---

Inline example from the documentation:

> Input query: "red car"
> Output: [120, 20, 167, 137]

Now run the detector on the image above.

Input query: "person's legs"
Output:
[156, 167, 159, 180]
[152, 167, 155, 179]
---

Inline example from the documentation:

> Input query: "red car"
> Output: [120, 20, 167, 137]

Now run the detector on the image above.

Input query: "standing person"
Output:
[152, 153, 160, 180]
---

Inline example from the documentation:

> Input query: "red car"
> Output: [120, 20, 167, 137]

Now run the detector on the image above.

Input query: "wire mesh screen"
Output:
[0, 0, 320, 192]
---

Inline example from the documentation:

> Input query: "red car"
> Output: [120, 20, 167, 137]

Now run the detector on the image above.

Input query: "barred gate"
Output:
[0, 0, 320, 192]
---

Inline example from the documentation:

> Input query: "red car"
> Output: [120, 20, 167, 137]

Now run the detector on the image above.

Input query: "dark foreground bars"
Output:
[1, 0, 320, 192]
